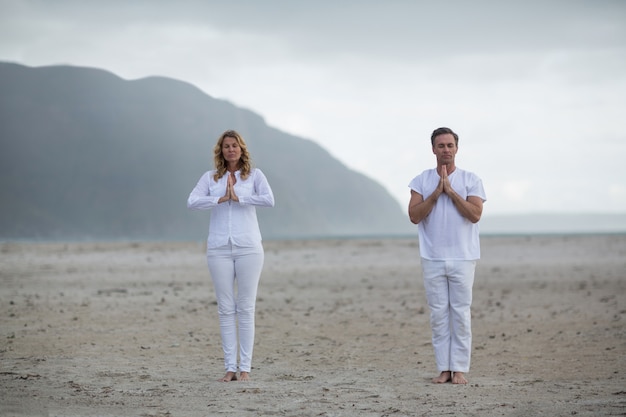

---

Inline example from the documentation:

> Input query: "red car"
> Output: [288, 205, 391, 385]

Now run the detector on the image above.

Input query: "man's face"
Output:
[432, 133, 458, 165]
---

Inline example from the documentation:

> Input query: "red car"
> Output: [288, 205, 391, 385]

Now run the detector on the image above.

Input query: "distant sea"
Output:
[478, 212, 626, 236]
[2, 213, 625, 242]
[268, 213, 626, 241]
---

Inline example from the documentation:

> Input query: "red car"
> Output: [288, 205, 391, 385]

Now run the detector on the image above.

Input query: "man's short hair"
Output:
[431, 127, 459, 146]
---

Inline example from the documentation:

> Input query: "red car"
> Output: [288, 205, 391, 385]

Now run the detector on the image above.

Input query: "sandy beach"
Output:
[1, 234, 625, 416]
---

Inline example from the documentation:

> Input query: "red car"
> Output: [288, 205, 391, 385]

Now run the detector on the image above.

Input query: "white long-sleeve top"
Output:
[187, 168, 275, 248]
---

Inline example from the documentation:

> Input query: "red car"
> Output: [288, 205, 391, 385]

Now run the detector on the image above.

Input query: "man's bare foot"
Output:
[239, 371, 251, 382]
[432, 371, 452, 384]
[452, 372, 468, 384]
[218, 371, 237, 382]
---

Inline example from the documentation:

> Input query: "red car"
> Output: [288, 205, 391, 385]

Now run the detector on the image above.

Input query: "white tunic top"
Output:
[408, 167, 486, 261]
[187, 168, 275, 248]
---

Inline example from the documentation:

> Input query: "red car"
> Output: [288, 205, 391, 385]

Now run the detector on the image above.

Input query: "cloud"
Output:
[1, 0, 625, 214]
[499, 180, 531, 204]
[609, 184, 626, 206]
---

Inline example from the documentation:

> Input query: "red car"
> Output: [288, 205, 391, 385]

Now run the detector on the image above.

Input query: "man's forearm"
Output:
[409, 191, 439, 224]
[447, 191, 482, 223]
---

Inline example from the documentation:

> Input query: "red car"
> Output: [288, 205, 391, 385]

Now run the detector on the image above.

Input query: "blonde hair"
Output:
[212, 130, 252, 181]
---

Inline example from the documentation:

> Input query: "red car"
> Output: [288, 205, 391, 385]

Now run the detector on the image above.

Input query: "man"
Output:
[408, 127, 486, 384]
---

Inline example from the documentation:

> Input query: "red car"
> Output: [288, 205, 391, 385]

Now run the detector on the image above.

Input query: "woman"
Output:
[187, 130, 275, 382]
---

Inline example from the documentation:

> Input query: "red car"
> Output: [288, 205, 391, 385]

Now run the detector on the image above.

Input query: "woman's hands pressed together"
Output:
[218, 172, 239, 203]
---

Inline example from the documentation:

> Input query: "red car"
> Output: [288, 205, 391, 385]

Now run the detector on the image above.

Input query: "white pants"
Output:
[207, 242, 264, 373]
[421, 258, 476, 373]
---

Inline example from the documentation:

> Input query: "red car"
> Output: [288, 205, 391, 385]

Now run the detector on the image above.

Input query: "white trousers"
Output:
[421, 258, 476, 373]
[207, 242, 264, 373]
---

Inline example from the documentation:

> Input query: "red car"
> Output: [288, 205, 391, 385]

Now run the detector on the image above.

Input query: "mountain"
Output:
[0, 62, 412, 241]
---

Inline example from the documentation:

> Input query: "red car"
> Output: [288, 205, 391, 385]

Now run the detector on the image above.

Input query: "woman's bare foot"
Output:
[239, 371, 251, 382]
[218, 371, 237, 382]
[452, 372, 468, 384]
[432, 371, 452, 384]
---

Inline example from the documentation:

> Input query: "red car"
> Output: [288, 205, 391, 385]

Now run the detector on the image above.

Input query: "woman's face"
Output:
[221, 136, 242, 166]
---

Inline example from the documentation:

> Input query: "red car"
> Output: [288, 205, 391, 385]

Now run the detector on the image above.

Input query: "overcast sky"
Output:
[2, 0, 625, 215]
